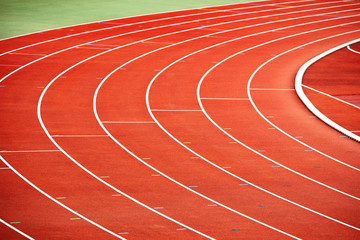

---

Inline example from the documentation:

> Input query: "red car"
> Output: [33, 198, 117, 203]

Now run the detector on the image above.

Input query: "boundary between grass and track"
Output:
[295, 39, 360, 143]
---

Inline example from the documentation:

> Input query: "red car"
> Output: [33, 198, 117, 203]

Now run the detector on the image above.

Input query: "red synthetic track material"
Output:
[1, 0, 359, 239]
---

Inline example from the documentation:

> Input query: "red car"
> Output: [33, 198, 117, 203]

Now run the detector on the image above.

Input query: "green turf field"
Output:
[0, 0, 260, 39]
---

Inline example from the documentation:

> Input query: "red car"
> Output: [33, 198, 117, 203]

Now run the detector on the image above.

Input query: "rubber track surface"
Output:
[0, 0, 359, 239]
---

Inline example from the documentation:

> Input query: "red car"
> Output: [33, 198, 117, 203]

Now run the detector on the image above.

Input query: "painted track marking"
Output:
[347, 44, 360, 54]
[0, 218, 34, 240]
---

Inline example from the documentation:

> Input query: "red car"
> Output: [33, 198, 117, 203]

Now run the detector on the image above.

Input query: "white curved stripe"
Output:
[295, 39, 360, 142]
[0, 0, 322, 56]
[0, 218, 35, 240]
[303, 84, 360, 110]
[347, 45, 360, 54]
[1, 0, 356, 85]
[0, 156, 126, 240]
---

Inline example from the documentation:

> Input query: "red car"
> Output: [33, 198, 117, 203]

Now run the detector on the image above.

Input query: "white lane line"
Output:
[0, 156, 127, 240]
[93, 14, 360, 234]
[296, 39, 360, 142]
[302, 84, 360, 110]
[0, 150, 61, 153]
[0, 0, 319, 56]
[1, 0, 355, 86]
[38, 7, 360, 239]
[0, 218, 34, 240]
[347, 45, 360, 54]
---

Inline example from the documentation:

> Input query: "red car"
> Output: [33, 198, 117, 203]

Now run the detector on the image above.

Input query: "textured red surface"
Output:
[1, 0, 359, 239]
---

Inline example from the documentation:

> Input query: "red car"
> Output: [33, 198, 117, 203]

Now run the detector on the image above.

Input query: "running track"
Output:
[0, 0, 359, 239]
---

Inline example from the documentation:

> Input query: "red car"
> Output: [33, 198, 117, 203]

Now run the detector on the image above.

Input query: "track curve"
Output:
[1, 0, 359, 239]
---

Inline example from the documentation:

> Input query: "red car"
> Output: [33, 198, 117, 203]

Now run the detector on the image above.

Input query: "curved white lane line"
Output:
[0, 218, 35, 240]
[35, 8, 360, 240]
[347, 44, 360, 54]
[0, 0, 322, 56]
[295, 39, 360, 142]
[1, 0, 356, 85]
[0, 156, 126, 240]
[303, 84, 360, 110]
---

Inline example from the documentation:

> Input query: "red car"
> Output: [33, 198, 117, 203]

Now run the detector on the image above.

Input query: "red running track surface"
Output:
[0, 0, 359, 239]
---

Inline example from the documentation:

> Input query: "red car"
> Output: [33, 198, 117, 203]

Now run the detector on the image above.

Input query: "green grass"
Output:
[0, 0, 260, 39]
